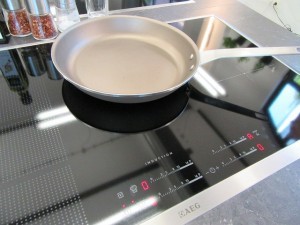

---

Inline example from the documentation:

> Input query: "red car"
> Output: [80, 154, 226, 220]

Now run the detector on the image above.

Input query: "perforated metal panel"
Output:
[0, 125, 67, 183]
[0, 166, 88, 225]
[0, 70, 88, 224]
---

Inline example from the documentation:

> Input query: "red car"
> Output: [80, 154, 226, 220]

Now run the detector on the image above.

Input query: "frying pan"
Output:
[52, 15, 198, 103]
[51, 15, 300, 103]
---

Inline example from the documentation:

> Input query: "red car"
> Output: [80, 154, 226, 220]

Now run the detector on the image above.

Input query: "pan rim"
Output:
[51, 15, 200, 101]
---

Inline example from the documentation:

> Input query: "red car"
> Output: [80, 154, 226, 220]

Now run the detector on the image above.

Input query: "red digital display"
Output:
[247, 133, 254, 140]
[257, 144, 265, 151]
[141, 181, 150, 191]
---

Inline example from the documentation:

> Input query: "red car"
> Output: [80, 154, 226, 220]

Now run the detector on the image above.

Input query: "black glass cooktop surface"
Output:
[0, 17, 299, 225]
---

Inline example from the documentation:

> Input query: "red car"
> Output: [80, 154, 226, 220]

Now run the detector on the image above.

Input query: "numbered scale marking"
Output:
[222, 147, 258, 167]
[158, 173, 203, 198]
[212, 137, 247, 155]
[212, 130, 261, 155]
[150, 161, 194, 183]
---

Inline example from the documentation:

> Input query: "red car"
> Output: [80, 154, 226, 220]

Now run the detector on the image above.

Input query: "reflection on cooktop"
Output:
[62, 81, 189, 133]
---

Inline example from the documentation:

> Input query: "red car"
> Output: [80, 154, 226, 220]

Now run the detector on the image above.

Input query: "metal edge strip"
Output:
[141, 140, 300, 225]
[109, 0, 195, 14]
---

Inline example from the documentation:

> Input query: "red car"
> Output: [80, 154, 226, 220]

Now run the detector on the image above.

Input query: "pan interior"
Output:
[70, 35, 185, 95]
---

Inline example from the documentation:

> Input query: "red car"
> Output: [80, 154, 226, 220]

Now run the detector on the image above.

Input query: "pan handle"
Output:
[188, 85, 268, 121]
[199, 46, 300, 65]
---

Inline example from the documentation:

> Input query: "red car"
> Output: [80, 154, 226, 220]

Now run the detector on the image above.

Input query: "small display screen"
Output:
[266, 73, 300, 145]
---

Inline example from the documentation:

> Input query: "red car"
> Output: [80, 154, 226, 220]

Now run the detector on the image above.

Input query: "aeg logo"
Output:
[178, 203, 201, 218]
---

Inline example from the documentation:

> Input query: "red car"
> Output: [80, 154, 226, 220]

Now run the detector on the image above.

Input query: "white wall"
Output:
[239, 0, 300, 35]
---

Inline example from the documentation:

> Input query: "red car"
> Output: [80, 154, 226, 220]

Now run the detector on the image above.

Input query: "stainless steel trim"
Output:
[25, 0, 50, 15]
[200, 46, 300, 65]
[55, 0, 76, 9]
[0, 0, 25, 10]
[109, 0, 195, 14]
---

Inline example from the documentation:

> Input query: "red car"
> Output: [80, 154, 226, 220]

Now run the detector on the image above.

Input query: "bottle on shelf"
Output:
[0, 0, 32, 37]
[25, 0, 58, 40]
[55, 0, 80, 32]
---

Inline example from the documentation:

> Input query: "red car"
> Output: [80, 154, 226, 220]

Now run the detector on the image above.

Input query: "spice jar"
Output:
[55, 0, 80, 32]
[0, 0, 31, 37]
[25, 0, 58, 40]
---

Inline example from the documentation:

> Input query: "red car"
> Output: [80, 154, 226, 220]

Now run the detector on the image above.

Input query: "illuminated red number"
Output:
[141, 181, 150, 191]
[247, 133, 254, 140]
[257, 144, 265, 151]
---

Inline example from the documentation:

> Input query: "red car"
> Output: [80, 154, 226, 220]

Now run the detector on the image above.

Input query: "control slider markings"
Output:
[151, 162, 194, 183]
[223, 148, 257, 167]
[213, 137, 247, 155]
[159, 175, 203, 198]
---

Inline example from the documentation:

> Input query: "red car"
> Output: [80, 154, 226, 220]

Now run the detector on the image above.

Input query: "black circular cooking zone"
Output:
[62, 81, 190, 133]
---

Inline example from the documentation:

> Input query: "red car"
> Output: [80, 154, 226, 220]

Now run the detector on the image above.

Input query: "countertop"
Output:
[1, 1, 300, 224]
[188, 159, 300, 225]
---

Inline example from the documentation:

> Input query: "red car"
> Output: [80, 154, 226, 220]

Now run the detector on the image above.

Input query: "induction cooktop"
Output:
[0, 16, 299, 225]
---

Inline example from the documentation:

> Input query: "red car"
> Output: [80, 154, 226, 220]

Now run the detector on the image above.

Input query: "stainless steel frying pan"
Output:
[51, 15, 300, 103]
[52, 15, 199, 103]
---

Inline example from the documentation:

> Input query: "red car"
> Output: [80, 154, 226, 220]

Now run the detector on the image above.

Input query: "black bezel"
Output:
[0, 28, 9, 44]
